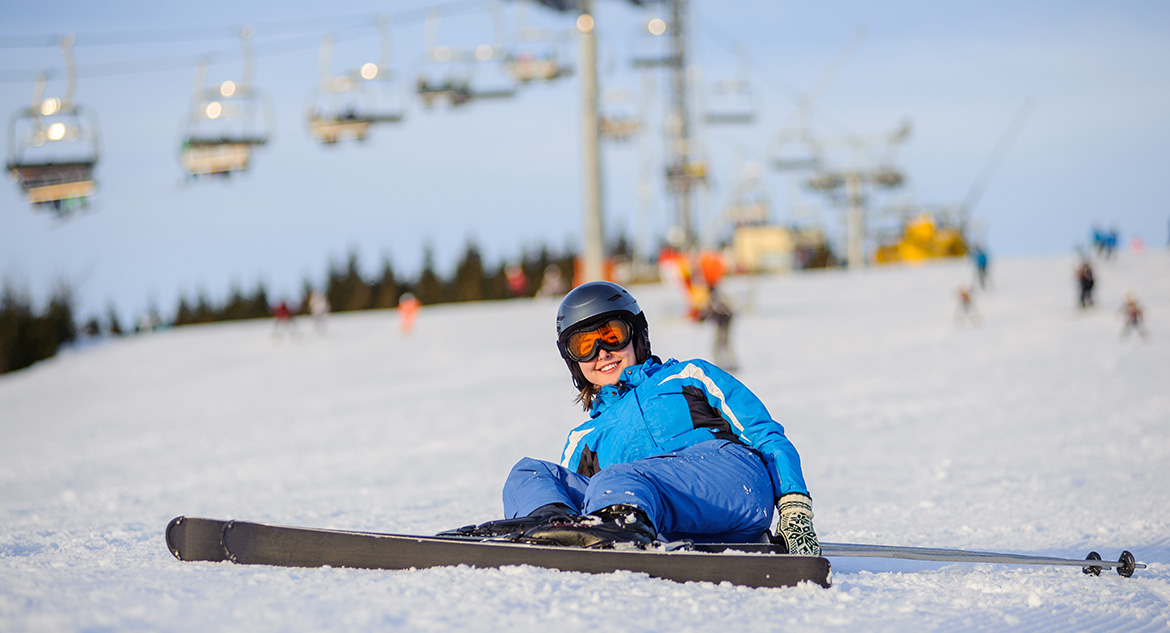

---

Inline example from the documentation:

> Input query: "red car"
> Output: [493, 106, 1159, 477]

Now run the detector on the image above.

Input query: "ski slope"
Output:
[2, 250, 1168, 632]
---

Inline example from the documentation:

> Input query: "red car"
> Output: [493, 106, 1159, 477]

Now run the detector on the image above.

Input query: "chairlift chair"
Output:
[416, 6, 515, 108]
[703, 78, 755, 126]
[179, 32, 273, 178]
[504, 6, 574, 84]
[505, 49, 568, 83]
[628, 15, 677, 69]
[703, 48, 756, 125]
[6, 39, 100, 218]
[180, 84, 271, 177]
[306, 24, 406, 145]
[599, 88, 642, 142]
[666, 160, 708, 193]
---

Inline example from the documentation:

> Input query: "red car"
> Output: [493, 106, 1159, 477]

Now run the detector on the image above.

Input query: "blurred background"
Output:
[2, 1, 1167, 356]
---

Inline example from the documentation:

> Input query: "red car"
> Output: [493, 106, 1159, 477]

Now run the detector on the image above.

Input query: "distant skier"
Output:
[971, 244, 990, 289]
[1076, 258, 1095, 309]
[536, 265, 566, 297]
[696, 284, 738, 371]
[1119, 294, 1149, 341]
[272, 300, 298, 339]
[505, 264, 529, 297]
[445, 281, 820, 555]
[398, 293, 421, 335]
[955, 284, 980, 326]
[308, 290, 330, 335]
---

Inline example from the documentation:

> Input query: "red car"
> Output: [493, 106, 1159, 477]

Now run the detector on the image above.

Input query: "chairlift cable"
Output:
[0, 0, 492, 83]
[693, 8, 862, 140]
[0, 1, 488, 48]
[960, 97, 1034, 217]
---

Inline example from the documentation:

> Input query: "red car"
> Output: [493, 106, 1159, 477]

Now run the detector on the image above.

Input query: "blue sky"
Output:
[3, 1, 1168, 323]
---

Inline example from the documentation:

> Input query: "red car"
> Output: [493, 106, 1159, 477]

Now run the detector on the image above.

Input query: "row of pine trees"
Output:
[1, 240, 578, 375]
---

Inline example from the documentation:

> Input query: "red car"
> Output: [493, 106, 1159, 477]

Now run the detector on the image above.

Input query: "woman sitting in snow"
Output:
[446, 281, 819, 554]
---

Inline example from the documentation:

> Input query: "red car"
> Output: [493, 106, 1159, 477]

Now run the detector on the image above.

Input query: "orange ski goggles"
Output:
[562, 318, 633, 362]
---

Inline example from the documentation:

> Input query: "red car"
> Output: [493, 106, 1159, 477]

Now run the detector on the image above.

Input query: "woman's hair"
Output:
[574, 383, 601, 412]
[570, 334, 653, 412]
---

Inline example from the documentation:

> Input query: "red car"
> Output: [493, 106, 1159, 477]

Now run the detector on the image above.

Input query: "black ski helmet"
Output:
[556, 281, 652, 390]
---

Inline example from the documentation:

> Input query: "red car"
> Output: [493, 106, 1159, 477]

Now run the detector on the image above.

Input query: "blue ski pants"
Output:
[501, 440, 774, 543]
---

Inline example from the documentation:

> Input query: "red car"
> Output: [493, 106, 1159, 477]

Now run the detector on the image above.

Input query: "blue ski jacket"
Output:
[558, 357, 809, 500]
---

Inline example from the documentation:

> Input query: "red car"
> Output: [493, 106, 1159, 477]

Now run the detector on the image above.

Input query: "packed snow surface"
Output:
[2, 251, 1168, 632]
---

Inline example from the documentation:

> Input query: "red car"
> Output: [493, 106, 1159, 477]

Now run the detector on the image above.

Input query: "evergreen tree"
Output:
[106, 302, 123, 335]
[328, 248, 373, 312]
[0, 284, 32, 374]
[414, 244, 446, 306]
[174, 296, 196, 327]
[222, 284, 249, 321]
[451, 240, 487, 303]
[194, 290, 215, 324]
[249, 282, 270, 319]
[371, 256, 401, 310]
[0, 282, 76, 375]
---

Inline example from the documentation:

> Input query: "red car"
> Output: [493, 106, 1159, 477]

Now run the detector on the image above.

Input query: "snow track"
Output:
[1, 251, 1167, 632]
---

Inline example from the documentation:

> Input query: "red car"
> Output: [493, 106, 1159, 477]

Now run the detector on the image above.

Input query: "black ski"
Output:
[166, 516, 1143, 585]
[165, 516, 831, 589]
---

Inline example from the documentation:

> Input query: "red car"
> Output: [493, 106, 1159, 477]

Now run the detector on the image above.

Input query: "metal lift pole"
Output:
[668, 0, 693, 249]
[578, 0, 605, 283]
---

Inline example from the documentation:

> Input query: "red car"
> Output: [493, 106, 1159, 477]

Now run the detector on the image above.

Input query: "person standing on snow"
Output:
[1120, 294, 1149, 341]
[1076, 257, 1096, 309]
[445, 281, 819, 555]
[696, 284, 738, 371]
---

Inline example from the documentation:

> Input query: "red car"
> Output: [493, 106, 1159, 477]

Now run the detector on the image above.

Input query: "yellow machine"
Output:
[874, 214, 968, 264]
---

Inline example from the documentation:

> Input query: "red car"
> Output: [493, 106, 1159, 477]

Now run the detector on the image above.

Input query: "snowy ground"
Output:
[2, 250, 1168, 632]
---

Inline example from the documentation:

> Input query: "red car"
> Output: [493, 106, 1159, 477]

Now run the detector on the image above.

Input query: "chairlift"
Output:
[703, 47, 755, 125]
[504, 2, 574, 83]
[628, 15, 677, 69]
[768, 126, 821, 172]
[179, 29, 273, 178]
[871, 168, 904, 188]
[598, 88, 642, 142]
[721, 163, 771, 228]
[306, 18, 405, 145]
[806, 171, 844, 192]
[5, 37, 100, 218]
[703, 78, 755, 125]
[415, 7, 516, 109]
[504, 42, 571, 83]
[666, 141, 709, 193]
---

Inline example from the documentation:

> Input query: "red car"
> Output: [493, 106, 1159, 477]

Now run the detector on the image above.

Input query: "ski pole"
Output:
[819, 542, 1143, 577]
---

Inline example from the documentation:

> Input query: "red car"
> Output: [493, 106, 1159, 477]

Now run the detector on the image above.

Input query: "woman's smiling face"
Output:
[578, 341, 636, 387]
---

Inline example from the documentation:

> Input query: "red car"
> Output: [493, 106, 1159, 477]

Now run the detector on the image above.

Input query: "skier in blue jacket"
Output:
[448, 281, 819, 554]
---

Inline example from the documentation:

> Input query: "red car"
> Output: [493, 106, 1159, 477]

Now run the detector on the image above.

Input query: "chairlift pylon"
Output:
[5, 37, 101, 218]
[179, 28, 273, 179]
[306, 17, 405, 145]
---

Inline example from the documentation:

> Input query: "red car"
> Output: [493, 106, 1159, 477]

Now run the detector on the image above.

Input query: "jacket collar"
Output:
[589, 357, 675, 418]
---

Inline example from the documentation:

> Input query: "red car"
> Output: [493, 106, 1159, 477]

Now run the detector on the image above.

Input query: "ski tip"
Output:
[164, 516, 187, 561]
[165, 516, 230, 563]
